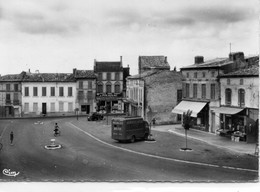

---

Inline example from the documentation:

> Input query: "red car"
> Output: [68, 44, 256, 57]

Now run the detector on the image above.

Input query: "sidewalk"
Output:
[153, 124, 257, 155]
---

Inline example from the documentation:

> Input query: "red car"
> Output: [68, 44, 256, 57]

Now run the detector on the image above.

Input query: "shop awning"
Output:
[212, 107, 244, 115]
[171, 101, 207, 117]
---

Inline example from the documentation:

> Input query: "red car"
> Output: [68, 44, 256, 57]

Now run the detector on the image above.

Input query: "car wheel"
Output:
[130, 135, 136, 143]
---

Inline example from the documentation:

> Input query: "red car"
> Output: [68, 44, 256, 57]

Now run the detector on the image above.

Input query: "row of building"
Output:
[126, 52, 259, 143]
[0, 52, 259, 142]
[0, 57, 130, 117]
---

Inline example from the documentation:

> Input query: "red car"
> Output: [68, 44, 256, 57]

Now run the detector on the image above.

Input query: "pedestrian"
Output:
[152, 118, 156, 128]
[10, 131, 14, 145]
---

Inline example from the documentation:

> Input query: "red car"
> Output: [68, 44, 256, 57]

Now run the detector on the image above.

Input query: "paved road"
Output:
[0, 118, 258, 182]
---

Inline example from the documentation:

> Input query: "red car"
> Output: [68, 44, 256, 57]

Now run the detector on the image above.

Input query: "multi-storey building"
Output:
[126, 74, 145, 117]
[126, 55, 183, 124]
[73, 68, 96, 114]
[0, 73, 23, 117]
[173, 52, 257, 133]
[217, 62, 259, 142]
[94, 56, 129, 113]
[21, 72, 76, 117]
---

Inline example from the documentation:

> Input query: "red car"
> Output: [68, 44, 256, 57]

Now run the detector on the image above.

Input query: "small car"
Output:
[87, 112, 104, 121]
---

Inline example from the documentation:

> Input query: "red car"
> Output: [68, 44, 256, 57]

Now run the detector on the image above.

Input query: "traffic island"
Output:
[179, 148, 193, 152]
[145, 134, 156, 143]
[44, 139, 62, 150]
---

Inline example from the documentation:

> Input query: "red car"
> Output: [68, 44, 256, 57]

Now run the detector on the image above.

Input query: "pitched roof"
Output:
[22, 73, 75, 82]
[95, 62, 123, 72]
[139, 56, 170, 69]
[0, 73, 24, 82]
[181, 58, 229, 70]
[219, 65, 259, 77]
[74, 70, 96, 79]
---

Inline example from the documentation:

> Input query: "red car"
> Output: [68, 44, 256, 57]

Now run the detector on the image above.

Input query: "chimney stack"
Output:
[73, 68, 76, 76]
[195, 56, 204, 64]
[120, 56, 123, 67]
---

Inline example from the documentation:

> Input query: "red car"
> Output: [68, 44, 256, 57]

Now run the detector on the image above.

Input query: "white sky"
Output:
[0, 0, 258, 75]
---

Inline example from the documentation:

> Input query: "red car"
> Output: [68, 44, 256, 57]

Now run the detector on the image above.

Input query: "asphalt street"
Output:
[0, 117, 258, 182]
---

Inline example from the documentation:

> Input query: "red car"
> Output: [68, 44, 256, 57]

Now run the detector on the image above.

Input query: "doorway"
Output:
[42, 103, 47, 115]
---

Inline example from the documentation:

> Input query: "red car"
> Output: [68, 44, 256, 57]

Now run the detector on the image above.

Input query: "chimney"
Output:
[73, 68, 76, 76]
[120, 56, 123, 67]
[195, 56, 204, 64]
[94, 59, 97, 72]
[229, 52, 244, 61]
[165, 56, 168, 63]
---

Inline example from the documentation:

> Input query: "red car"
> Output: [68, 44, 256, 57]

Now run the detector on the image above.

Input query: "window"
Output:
[87, 91, 93, 100]
[193, 84, 197, 98]
[202, 72, 206, 78]
[186, 72, 189, 78]
[24, 103, 29, 112]
[98, 84, 103, 93]
[177, 90, 182, 103]
[59, 87, 64, 96]
[51, 87, 55, 96]
[115, 84, 120, 93]
[68, 102, 73, 112]
[68, 87, 73, 97]
[25, 87, 29, 96]
[13, 93, 19, 105]
[78, 91, 84, 100]
[210, 84, 215, 99]
[98, 73, 102, 81]
[42, 87, 46, 96]
[106, 83, 112, 93]
[182, 83, 186, 98]
[88, 81, 92, 89]
[14, 84, 19, 91]
[185, 83, 190, 98]
[59, 102, 64, 112]
[194, 72, 197, 78]
[227, 79, 230, 85]
[238, 89, 245, 107]
[33, 87, 38, 96]
[211, 71, 215, 77]
[107, 72, 111, 80]
[6, 93, 11, 104]
[50, 103, 55, 112]
[6, 84, 10, 91]
[115, 72, 120, 81]
[33, 103, 38, 112]
[201, 84, 206, 99]
[225, 88, 232, 105]
[79, 81, 83, 89]
[240, 79, 244, 85]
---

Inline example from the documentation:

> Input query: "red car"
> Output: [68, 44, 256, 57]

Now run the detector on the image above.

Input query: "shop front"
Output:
[96, 93, 123, 114]
[172, 100, 209, 131]
[213, 107, 258, 143]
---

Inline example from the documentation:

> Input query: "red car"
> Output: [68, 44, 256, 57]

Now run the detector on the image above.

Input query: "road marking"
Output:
[69, 122, 258, 173]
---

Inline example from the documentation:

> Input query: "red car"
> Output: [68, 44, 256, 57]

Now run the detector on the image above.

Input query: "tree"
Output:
[181, 109, 193, 151]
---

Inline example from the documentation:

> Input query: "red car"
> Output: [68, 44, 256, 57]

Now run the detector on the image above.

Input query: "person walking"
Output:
[10, 131, 14, 145]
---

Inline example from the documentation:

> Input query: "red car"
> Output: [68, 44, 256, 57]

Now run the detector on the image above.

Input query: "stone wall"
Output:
[144, 70, 183, 124]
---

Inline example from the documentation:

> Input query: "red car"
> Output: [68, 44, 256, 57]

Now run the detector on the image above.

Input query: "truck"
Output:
[111, 117, 150, 143]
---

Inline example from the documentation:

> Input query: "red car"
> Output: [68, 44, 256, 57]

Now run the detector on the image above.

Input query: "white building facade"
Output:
[21, 73, 77, 117]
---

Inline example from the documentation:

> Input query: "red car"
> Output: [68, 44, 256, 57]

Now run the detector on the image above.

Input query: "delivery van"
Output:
[111, 117, 150, 143]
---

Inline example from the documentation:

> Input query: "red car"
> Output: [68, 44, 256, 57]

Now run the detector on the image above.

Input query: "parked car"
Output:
[87, 112, 104, 121]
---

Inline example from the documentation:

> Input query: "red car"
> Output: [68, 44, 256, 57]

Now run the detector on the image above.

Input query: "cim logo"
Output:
[2, 169, 20, 177]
